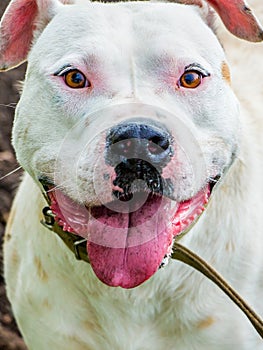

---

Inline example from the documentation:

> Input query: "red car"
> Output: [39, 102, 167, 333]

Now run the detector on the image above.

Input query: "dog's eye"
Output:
[63, 70, 90, 89]
[179, 71, 203, 89]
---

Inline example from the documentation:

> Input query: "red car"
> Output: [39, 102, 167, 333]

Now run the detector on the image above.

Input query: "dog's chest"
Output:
[23, 267, 257, 350]
[23, 271, 210, 350]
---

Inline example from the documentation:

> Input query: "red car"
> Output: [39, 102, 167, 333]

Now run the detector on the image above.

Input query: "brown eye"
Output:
[64, 69, 90, 89]
[179, 71, 202, 89]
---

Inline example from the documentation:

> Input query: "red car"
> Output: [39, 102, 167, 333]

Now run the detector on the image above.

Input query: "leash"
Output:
[172, 242, 263, 339]
[41, 206, 263, 339]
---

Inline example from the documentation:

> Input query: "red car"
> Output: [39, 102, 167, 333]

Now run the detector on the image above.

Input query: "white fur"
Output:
[3, 0, 263, 349]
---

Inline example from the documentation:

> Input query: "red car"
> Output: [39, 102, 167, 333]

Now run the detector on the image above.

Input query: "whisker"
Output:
[46, 180, 72, 193]
[0, 102, 17, 110]
[0, 166, 23, 181]
[208, 177, 218, 183]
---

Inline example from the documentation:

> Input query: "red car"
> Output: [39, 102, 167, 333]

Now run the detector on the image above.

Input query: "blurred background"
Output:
[0, 1, 27, 348]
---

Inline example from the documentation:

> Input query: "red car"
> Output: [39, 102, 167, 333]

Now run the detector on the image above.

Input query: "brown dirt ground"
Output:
[0, 1, 27, 348]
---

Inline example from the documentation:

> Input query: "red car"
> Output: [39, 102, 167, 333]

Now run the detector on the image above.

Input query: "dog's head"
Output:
[0, 0, 262, 288]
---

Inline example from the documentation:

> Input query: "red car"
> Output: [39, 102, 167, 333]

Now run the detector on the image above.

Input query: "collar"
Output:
[41, 202, 263, 340]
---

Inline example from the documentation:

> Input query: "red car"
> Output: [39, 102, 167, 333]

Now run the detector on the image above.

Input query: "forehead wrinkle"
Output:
[137, 49, 209, 78]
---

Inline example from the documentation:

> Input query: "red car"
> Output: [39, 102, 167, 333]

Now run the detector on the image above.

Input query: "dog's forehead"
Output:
[31, 2, 222, 66]
[55, 2, 203, 32]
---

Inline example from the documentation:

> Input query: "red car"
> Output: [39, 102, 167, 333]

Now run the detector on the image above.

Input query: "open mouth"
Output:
[43, 180, 214, 289]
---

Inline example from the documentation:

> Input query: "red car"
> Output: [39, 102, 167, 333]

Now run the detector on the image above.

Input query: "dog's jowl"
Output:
[0, 0, 263, 349]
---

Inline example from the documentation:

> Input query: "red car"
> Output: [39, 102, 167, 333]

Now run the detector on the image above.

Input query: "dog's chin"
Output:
[44, 182, 212, 289]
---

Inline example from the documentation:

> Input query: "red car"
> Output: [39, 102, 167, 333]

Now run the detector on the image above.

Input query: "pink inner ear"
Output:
[0, 0, 38, 70]
[207, 0, 263, 42]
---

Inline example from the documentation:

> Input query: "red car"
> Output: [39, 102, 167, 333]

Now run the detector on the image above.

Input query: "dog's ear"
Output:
[173, 0, 263, 42]
[0, 0, 65, 71]
[206, 0, 263, 42]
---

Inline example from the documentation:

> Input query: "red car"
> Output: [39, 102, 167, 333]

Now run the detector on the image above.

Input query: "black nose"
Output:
[105, 122, 173, 169]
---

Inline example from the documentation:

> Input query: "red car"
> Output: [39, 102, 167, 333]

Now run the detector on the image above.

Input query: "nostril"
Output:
[148, 141, 162, 155]
[148, 136, 170, 155]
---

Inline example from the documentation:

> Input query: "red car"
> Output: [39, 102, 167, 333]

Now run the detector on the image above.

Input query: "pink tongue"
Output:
[87, 196, 175, 289]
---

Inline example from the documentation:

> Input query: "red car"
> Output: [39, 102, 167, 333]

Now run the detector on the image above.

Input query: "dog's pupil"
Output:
[184, 73, 196, 84]
[72, 72, 83, 84]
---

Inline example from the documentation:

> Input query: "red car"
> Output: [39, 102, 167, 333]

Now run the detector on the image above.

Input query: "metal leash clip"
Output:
[74, 239, 88, 260]
[41, 206, 55, 229]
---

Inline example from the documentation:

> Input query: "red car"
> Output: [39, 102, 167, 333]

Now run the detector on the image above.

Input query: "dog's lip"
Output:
[39, 177, 215, 238]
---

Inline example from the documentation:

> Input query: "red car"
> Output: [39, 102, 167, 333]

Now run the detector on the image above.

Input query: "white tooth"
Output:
[159, 255, 169, 269]
[171, 201, 179, 210]
[197, 208, 203, 215]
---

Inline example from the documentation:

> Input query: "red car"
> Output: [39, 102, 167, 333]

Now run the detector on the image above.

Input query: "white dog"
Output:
[1, 0, 263, 348]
